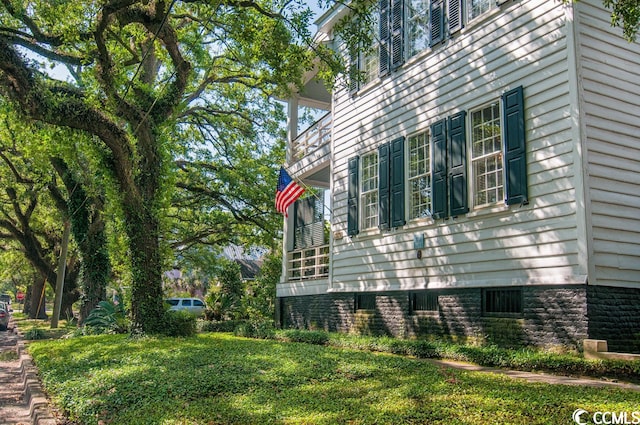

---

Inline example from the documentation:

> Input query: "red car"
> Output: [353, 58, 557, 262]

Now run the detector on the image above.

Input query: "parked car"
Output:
[0, 306, 9, 331]
[0, 293, 11, 311]
[164, 298, 206, 316]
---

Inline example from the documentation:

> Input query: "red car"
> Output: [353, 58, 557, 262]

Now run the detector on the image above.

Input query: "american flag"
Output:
[275, 167, 305, 216]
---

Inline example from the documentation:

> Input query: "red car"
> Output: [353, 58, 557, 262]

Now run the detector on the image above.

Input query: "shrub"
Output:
[162, 310, 197, 337]
[276, 329, 330, 345]
[24, 328, 46, 340]
[198, 320, 243, 333]
[234, 318, 275, 339]
[83, 300, 128, 334]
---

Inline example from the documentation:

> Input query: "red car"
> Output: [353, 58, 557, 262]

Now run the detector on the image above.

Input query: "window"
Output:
[407, 0, 430, 57]
[356, 293, 376, 310]
[471, 102, 504, 207]
[483, 289, 523, 316]
[361, 152, 379, 229]
[181, 299, 192, 307]
[363, 12, 380, 84]
[411, 292, 438, 312]
[468, 0, 492, 20]
[349, 13, 379, 93]
[408, 131, 432, 219]
[194, 300, 205, 307]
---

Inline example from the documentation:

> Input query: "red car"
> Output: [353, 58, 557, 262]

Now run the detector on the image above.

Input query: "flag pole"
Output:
[280, 164, 334, 217]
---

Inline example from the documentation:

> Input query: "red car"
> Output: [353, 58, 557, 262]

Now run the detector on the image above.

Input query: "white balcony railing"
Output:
[291, 112, 332, 162]
[287, 244, 329, 281]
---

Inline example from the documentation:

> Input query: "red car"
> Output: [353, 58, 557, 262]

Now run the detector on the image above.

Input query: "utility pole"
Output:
[51, 221, 71, 329]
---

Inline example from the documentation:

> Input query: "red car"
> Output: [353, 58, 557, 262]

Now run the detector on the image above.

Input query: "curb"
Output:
[13, 326, 58, 425]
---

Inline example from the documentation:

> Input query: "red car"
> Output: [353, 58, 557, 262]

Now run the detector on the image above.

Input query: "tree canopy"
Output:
[0, 0, 324, 333]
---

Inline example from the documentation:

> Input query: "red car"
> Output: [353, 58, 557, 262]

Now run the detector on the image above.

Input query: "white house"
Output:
[277, 0, 640, 351]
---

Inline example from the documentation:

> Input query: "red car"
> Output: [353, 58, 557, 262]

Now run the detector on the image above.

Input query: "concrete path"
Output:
[428, 358, 640, 391]
[0, 320, 58, 425]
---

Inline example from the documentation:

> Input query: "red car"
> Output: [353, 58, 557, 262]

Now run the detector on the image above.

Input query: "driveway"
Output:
[0, 320, 58, 425]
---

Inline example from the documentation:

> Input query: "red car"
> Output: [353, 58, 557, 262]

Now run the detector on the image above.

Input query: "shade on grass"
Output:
[29, 333, 640, 425]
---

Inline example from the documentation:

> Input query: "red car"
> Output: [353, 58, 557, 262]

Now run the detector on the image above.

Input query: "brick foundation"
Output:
[277, 284, 640, 352]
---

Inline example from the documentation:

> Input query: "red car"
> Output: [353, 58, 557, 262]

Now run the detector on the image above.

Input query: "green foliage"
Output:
[84, 301, 129, 334]
[241, 250, 280, 321]
[0, 350, 18, 361]
[205, 260, 244, 321]
[276, 329, 330, 345]
[234, 317, 275, 340]
[28, 333, 640, 425]
[198, 319, 243, 333]
[162, 310, 197, 337]
[602, 0, 639, 40]
[24, 328, 46, 340]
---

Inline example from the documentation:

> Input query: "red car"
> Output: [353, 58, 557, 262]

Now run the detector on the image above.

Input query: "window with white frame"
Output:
[471, 102, 504, 206]
[408, 131, 432, 219]
[361, 151, 379, 229]
[407, 0, 430, 58]
[362, 13, 380, 85]
[468, 0, 493, 21]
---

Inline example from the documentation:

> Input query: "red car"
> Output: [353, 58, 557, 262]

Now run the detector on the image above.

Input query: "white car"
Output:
[165, 298, 206, 316]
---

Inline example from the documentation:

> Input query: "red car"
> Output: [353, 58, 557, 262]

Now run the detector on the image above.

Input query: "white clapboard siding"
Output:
[324, 0, 586, 291]
[576, 0, 640, 287]
[326, 0, 587, 293]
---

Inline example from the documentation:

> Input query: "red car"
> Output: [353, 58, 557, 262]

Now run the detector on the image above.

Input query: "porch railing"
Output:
[287, 244, 329, 281]
[291, 112, 332, 161]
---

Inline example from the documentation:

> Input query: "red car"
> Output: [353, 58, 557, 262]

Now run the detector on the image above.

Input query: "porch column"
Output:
[286, 95, 299, 163]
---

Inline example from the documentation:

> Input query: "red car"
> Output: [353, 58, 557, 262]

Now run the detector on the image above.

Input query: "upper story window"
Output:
[361, 151, 379, 229]
[362, 12, 380, 85]
[349, 13, 380, 93]
[468, 0, 493, 21]
[470, 102, 503, 207]
[408, 131, 432, 219]
[407, 0, 431, 58]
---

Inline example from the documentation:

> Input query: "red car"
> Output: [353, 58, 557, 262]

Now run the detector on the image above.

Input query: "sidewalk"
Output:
[427, 358, 640, 392]
[0, 321, 58, 425]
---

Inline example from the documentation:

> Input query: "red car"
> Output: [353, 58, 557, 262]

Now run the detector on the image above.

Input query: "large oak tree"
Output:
[0, 0, 317, 333]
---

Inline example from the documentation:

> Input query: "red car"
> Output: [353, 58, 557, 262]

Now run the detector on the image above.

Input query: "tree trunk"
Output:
[29, 274, 47, 320]
[127, 208, 165, 334]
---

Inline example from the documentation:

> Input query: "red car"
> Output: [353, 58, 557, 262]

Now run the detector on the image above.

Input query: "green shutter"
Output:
[390, 136, 406, 227]
[348, 156, 360, 235]
[379, 0, 391, 76]
[378, 143, 391, 230]
[349, 49, 359, 95]
[431, 119, 448, 219]
[390, 0, 405, 70]
[448, 111, 468, 216]
[502, 86, 528, 205]
[448, 0, 464, 35]
[430, 0, 445, 47]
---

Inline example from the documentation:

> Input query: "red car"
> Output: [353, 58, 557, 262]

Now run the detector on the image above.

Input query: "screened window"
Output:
[411, 292, 438, 312]
[408, 131, 432, 219]
[471, 102, 503, 206]
[407, 0, 430, 57]
[356, 293, 376, 310]
[361, 151, 379, 229]
[483, 289, 523, 316]
[468, 0, 492, 20]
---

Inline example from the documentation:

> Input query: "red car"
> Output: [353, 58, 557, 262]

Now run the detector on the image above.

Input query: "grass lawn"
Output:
[28, 333, 640, 425]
